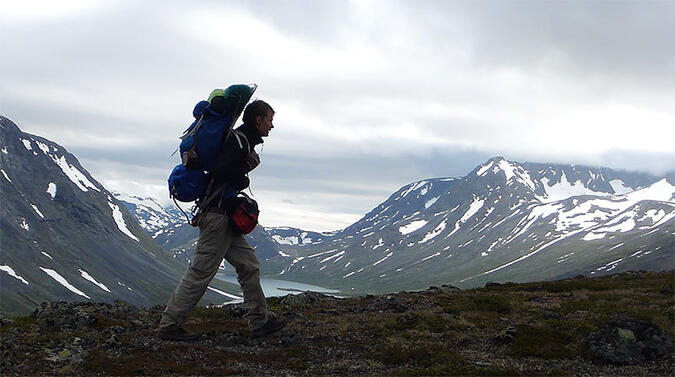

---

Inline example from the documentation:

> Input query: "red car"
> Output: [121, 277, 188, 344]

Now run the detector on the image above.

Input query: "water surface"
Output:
[215, 273, 340, 299]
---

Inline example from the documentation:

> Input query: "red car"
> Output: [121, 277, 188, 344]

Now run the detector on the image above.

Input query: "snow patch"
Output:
[79, 269, 111, 292]
[21, 139, 32, 150]
[419, 220, 447, 243]
[594, 258, 624, 273]
[320, 251, 345, 263]
[476, 161, 494, 176]
[400, 180, 427, 198]
[538, 172, 605, 203]
[425, 196, 440, 209]
[582, 232, 606, 241]
[51, 155, 100, 192]
[278, 250, 290, 257]
[373, 252, 393, 266]
[35, 140, 51, 154]
[419, 252, 440, 262]
[398, 220, 428, 235]
[0, 265, 29, 284]
[40, 267, 90, 299]
[20, 218, 29, 231]
[609, 179, 633, 195]
[47, 183, 57, 199]
[107, 201, 139, 242]
[272, 235, 298, 245]
[31, 204, 45, 218]
[41, 251, 54, 260]
[113, 192, 166, 214]
[207, 286, 243, 300]
[460, 197, 485, 223]
[461, 230, 584, 283]
[1, 146, 7, 154]
[1, 169, 11, 182]
[608, 243, 624, 251]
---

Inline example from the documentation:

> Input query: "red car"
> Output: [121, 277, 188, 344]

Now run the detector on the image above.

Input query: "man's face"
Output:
[255, 109, 274, 137]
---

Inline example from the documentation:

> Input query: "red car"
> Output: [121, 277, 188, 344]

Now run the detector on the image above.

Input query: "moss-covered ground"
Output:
[1, 271, 673, 376]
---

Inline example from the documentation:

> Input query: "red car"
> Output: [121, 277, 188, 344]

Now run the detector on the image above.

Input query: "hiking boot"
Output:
[250, 315, 287, 338]
[157, 324, 200, 341]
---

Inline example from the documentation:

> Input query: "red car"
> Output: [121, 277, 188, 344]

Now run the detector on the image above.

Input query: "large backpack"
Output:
[168, 84, 256, 203]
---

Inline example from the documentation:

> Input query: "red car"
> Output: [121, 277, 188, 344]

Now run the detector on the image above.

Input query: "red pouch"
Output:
[229, 193, 259, 234]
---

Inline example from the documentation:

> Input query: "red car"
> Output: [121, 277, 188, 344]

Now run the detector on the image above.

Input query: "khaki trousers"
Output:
[160, 212, 268, 330]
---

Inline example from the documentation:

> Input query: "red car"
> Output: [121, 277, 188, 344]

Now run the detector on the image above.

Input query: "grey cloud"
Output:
[419, 1, 675, 89]
[2, 1, 673, 230]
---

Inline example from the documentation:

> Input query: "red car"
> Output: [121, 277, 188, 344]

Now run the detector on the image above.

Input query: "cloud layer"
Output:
[2, 0, 673, 231]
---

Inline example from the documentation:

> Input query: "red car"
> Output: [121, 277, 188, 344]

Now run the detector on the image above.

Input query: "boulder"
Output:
[584, 317, 673, 365]
[365, 295, 409, 313]
[280, 291, 332, 306]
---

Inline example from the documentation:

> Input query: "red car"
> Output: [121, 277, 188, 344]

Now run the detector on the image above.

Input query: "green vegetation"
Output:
[1, 271, 672, 376]
[510, 324, 575, 359]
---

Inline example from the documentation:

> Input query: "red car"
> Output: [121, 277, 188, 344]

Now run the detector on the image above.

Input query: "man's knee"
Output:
[236, 260, 261, 279]
[185, 265, 214, 286]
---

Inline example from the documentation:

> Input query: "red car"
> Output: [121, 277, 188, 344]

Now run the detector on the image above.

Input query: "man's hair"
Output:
[243, 100, 274, 125]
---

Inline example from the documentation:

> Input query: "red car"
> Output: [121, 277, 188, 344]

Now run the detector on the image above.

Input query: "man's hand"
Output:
[244, 150, 261, 172]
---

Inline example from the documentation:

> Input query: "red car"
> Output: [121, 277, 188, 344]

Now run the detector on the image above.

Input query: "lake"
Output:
[215, 273, 341, 302]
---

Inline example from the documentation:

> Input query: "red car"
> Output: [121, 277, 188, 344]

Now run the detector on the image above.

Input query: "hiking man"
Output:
[158, 93, 285, 340]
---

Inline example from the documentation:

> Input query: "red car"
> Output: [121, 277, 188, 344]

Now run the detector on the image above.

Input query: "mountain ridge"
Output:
[116, 153, 674, 297]
[0, 116, 241, 315]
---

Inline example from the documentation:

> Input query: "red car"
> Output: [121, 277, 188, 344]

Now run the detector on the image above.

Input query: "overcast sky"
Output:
[2, 0, 674, 231]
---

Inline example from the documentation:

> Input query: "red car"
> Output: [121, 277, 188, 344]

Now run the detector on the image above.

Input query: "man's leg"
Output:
[224, 235, 268, 330]
[160, 213, 231, 329]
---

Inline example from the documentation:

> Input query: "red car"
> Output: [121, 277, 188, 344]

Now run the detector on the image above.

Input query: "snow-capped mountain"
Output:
[265, 227, 333, 246]
[0, 117, 240, 315]
[114, 193, 290, 269]
[112, 193, 199, 251]
[273, 157, 674, 294]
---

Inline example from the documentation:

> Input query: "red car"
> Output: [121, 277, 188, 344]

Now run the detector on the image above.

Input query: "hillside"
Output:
[0, 116, 241, 316]
[0, 271, 672, 376]
[117, 156, 675, 298]
[272, 158, 674, 294]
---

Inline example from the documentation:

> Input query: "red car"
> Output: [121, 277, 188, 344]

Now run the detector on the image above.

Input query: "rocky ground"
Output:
[1, 271, 673, 376]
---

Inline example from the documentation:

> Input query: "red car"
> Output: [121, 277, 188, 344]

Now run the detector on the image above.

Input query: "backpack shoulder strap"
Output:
[233, 130, 251, 154]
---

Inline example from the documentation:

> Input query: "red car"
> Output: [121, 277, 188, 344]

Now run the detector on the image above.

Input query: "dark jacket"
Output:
[207, 122, 263, 207]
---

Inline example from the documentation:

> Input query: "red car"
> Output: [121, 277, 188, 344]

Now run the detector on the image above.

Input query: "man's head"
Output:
[243, 100, 274, 137]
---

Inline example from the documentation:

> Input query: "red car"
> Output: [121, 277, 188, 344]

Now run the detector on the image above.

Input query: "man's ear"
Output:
[255, 115, 263, 126]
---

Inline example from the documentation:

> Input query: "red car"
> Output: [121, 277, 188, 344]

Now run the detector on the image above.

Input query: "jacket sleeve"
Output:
[210, 132, 253, 184]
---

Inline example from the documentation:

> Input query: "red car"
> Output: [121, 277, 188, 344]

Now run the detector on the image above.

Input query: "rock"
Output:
[33, 302, 98, 329]
[659, 284, 673, 295]
[584, 317, 674, 365]
[364, 295, 408, 313]
[493, 326, 517, 344]
[0, 314, 12, 326]
[485, 282, 503, 288]
[440, 284, 460, 292]
[543, 312, 562, 320]
[103, 325, 124, 336]
[226, 303, 247, 318]
[280, 291, 332, 306]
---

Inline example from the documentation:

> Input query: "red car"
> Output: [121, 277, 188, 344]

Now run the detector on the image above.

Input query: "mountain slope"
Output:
[0, 116, 241, 315]
[273, 157, 674, 293]
[114, 193, 289, 274]
[112, 192, 198, 251]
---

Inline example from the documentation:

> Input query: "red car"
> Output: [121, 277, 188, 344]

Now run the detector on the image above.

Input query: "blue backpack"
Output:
[168, 84, 256, 203]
